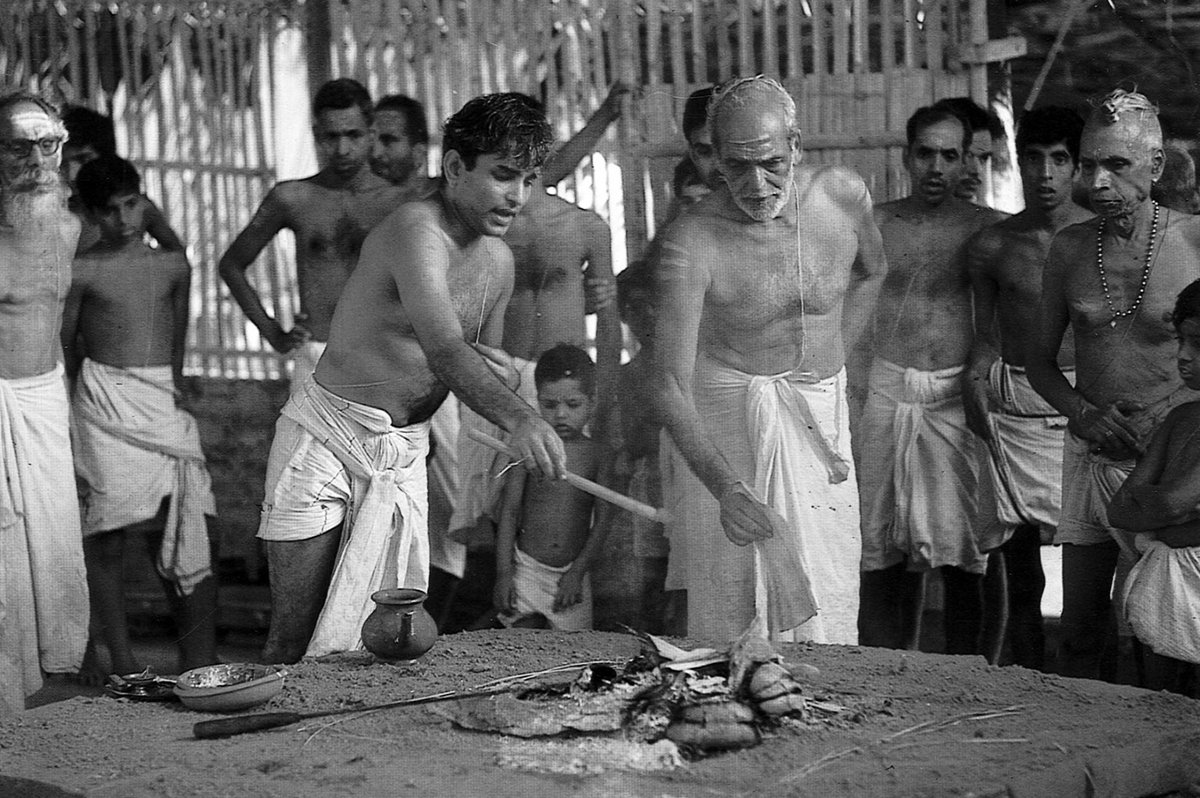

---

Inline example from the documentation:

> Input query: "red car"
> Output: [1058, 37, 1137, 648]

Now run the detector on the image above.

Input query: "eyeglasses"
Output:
[0, 137, 65, 158]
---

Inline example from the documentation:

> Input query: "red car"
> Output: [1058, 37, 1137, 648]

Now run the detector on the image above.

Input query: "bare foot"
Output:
[76, 640, 110, 687]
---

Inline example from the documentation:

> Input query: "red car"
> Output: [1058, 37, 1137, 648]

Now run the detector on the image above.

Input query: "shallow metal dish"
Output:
[174, 663, 286, 712]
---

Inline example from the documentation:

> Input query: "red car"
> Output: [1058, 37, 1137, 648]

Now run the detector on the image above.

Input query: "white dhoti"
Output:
[508, 546, 593, 631]
[858, 358, 995, 574]
[1057, 387, 1196, 550]
[72, 360, 216, 594]
[427, 394, 464, 577]
[667, 358, 861, 645]
[259, 376, 430, 657]
[1123, 535, 1200, 664]
[448, 357, 537, 544]
[287, 340, 326, 396]
[985, 361, 1070, 543]
[0, 365, 89, 712]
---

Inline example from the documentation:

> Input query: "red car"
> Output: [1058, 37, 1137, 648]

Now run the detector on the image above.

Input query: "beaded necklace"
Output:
[1096, 200, 1159, 327]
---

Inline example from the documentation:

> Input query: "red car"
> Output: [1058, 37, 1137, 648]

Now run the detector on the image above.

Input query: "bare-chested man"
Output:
[1027, 89, 1200, 681]
[219, 78, 403, 391]
[449, 88, 625, 549]
[257, 93, 563, 663]
[60, 104, 184, 255]
[964, 106, 1092, 670]
[0, 93, 89, 712]
[63, 155, 218, 682]
[857, 104, 1008, 655]
[370, 93, 439, 201]
[932, 97, 1004, 207]
[654, 76, 887, 644]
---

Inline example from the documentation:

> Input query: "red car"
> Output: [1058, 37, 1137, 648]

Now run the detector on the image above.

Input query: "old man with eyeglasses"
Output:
[0, 92, 90, 713]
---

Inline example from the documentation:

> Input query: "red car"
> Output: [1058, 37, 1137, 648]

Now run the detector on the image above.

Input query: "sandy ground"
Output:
[3, 629, 1200, 798]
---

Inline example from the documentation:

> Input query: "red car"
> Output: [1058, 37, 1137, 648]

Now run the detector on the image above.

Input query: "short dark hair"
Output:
[62, 105, 116, 157]
[932, 96, 1002, 139]
[1172, 279, 1200, 329]
[312, 78, 373, 122]
[442, 92, 554, 171]
[76, 154, 141, 211]
[1016, 106, 1084, 164]
[906, 104, 969, 152]
[682, 86, 714, 141]
[534, 343, 596, 396]
[374, 94, 429, 146]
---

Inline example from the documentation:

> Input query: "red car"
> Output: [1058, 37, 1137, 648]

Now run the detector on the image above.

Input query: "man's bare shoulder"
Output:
[802, 164, 869, 203]
[1050, 216, 1099, 248]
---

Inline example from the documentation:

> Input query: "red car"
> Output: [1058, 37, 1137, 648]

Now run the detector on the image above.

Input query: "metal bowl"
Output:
[174, 663, 286, 712]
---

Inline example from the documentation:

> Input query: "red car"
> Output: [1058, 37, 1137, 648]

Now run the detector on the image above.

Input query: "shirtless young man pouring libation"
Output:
[257, 93, 564, 663]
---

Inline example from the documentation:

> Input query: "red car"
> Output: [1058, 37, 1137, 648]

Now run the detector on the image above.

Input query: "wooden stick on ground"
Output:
[468, 428, 670, 525]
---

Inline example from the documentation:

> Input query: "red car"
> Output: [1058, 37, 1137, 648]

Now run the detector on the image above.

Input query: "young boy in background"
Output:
[1108, 278, 1200, 696]
[63, 155, 218, 680]
[493, 344, 610, 630]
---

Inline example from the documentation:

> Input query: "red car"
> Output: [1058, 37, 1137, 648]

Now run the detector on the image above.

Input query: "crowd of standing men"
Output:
[3, 71, 1200, 712]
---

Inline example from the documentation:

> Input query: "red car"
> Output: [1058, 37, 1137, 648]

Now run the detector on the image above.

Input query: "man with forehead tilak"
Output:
[964, 106, 1093, 670]
[0, 94, 89, 712]
[654, 76, 887, 644]
[1028, 90, 1200, 681]
[856, 104, 1008, 656]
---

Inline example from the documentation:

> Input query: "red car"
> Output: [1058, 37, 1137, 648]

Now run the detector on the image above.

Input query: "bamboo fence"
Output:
[2, 0, 981, 379]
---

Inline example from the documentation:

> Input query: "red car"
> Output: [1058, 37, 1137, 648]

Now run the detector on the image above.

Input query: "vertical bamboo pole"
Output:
[736, 0, 752, 77]
[762, 0, 778, 79]
[614, 0, 645, 258]
[715, 0, 732, 80]
[82, 5, 102, 104]
[690, 0, 708, 84]
[112, 4, 137, 157]
[668, 0, 686, 91]
[968, 0, 988, 103]
[65, 1, 85, 104]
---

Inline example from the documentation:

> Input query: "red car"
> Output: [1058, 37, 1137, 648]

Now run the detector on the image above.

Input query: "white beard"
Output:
[731, 162, 794, 222]
[2, 182, 66, 230]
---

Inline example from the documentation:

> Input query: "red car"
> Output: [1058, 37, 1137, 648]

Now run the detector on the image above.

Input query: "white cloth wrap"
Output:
[426, 394, 464, 577]
[449, 357, 537, 542]
[666, 358, 860, 645]
[265, 376, 430, 658]
[0, 365, 89, 712]
[858, 358, 994, 574]
[508, 546, 593, 631]
[984, 360, 1070, 541]
[71, 359, 216, 594]
[1123, 535, 1200, 664]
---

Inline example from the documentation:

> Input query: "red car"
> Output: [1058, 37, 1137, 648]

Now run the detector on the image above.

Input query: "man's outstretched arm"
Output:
[383, 210, 565, 479]
[652, 233, 773, 545]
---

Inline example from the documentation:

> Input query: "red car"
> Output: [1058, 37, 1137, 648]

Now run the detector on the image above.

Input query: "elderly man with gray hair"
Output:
[0, 92, 90, 712]
[653, 75, 887, 644]
[1028, 88, 1200, 681]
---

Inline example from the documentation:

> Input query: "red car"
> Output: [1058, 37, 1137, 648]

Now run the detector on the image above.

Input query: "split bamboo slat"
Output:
[2, 0, 980, 378]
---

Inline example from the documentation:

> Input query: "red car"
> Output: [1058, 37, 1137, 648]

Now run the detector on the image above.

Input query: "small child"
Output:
[493, 344, 608, 630]
[1108, 278, 1200, 695]
[63, 155, 219, 681]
